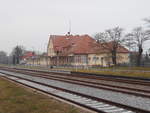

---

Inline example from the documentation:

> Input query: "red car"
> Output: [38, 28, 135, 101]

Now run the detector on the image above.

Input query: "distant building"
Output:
[21, 51, 35, 60]
[20, 51, 35, 64]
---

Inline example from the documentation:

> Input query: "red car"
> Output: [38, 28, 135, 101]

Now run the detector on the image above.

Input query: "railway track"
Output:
[1, 67, 150, 98]
[0, 66, 150, 113]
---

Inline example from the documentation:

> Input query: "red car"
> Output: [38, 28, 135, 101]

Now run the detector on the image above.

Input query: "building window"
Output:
[82, 55, 87, 63]
[93, 56, 99, 61]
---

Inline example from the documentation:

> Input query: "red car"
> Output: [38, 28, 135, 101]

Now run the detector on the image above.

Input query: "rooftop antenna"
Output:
[68, 20, 71, 35]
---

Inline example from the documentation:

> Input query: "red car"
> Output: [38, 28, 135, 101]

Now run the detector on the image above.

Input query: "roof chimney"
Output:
[68, 32, 70, 35]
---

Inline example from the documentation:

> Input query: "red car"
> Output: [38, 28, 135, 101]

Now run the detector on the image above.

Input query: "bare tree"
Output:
[0, 51, 8, 64]
[144, 18, 150, 23]
[144, 18, 150, 27]
[148, 48, 150, 55]
[126, 27, 150, 66]
[94, 27, 126, 65]
[11, 46, 25, 64]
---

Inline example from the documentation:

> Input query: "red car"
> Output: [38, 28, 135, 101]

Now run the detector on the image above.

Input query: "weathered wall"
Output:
[26, 53, 129, 67]
[47, 38, 55, 56]
[88, 53, 129, 66]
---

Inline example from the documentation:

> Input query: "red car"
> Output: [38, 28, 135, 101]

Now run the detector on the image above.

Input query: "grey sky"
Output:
[0, 0, 150, 54]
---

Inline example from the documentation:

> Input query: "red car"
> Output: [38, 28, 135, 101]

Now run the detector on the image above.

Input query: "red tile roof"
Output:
[21, 52, 35, 59]
[49, 34, 129, 56]
[100, 41, 129, 53]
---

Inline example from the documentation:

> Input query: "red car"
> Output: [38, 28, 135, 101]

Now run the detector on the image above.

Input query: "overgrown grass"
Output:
[72, 69, 150, 78]
[0, 77, 90, 113]
[94, 66, 150, 71]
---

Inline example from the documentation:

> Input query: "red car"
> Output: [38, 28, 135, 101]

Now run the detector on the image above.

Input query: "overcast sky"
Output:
[0, 0, 150, 54]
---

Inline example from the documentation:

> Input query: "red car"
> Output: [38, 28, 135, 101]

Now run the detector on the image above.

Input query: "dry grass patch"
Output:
[0, 77, 91, 113]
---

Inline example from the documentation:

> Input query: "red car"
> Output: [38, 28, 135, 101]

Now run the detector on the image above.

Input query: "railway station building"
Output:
[46, 34, 129, 67]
